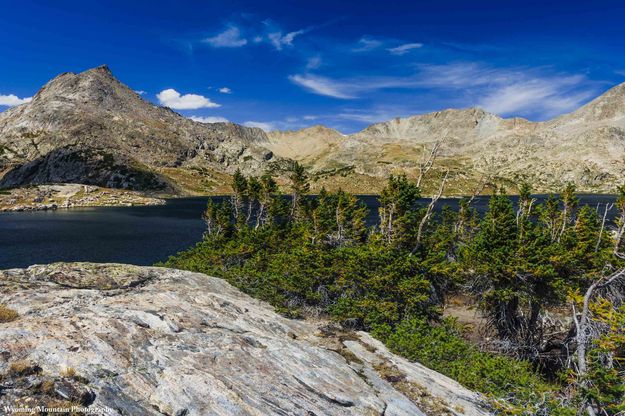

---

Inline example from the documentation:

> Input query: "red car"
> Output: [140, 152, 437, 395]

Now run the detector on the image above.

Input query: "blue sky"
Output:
[2, 0, 625, 132]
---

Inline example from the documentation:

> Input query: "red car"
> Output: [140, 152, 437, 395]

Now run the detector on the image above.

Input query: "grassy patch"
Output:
[0, 304, 19, 323]
[8, 360, 42, 377]
[373, 317, 566, 414]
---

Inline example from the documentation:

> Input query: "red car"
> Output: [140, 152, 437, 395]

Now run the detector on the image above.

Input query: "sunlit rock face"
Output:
[267, 84, 625, 194]
[0, 263, 491, 415]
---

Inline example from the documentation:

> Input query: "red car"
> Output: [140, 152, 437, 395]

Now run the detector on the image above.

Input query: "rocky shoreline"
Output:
[0, 184, 165, 212]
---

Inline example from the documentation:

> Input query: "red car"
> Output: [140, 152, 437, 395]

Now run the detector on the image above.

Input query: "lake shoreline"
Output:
[0, 184, 165, 212]
[2, 187, 619, 213]
[0, 194, 620, 270]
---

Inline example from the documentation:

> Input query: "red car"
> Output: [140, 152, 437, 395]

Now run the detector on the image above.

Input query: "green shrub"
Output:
[163, 173, 625, 415]
[164, 228, 436, 325]
[374, 317, 571, 414]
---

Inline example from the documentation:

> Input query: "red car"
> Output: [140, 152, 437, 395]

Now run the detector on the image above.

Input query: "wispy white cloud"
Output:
[244, 121, 275, 131]
[218, 87, 232, 94]
[189, 115, 229, 123]
[201, 20, 311, 52]
[157, 89, 221, 110]
[411, 63, 511, 88]
[204, 26, 248, 48]
[477, 77, 592, 117]
[0, 94, 32, 107]
[415, 63, 595, 117]
[134, 90, 146, 95]
[334, 108, 410, 124]
[267, 29, 306, 50]
[336, 112, 392, 124]
[303, 115, 318, 120]
[288, 73, 425, 99]
[288, 74, 356, 99]
[352, 36, 383, 52]
[387, 42, 423, 55]
[289, 63, 596, 119]
[306, 55, 322, 70]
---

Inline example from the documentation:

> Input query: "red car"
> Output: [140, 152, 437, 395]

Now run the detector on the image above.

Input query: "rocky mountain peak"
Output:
[88, 64, 113, 75]
[541, 82, 625, 131]
[4, 65, 625, 195]
[352, 107, 502, 141]
[265, 81, 625, 194]
[28, 65, 139, 112]
[302, 124, 342, 134]
[572, 82, 625, 120]
[0, 66, 276, 193]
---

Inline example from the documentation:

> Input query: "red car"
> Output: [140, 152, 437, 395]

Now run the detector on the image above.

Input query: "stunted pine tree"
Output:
[378, 175, 421, 248]
[539, 194, 561, 242]
[465, 189, 537, 344]
[203, 198, 233, 237]
[516, 182, 535, 230]
[334, 190, 368, 245]
[573, 205, 606, 271]
[454, 197, 479, 244]
[287, 161, 310, 223]
[231, 169, 248, 229]
[256, 173, 281, 228]
[311, 187, 334, 245]
[311, 189, 368, 246]
[569, 269, 625, 416]
[246, 176, 261, 224]
[559, 182, 579, 241]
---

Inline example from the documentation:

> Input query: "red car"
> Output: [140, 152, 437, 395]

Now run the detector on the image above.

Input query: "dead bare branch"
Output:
[416, 134, 446, 188]
[467, 173, 489, 206]
[413, 170, 450, 253]
[570, 268, 625, 416]
[595, 203, 613, 253]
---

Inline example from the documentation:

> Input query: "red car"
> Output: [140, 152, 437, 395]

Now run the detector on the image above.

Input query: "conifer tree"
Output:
[287, 161, 310, 223]
[517, 183, 534, 224]
[246, 176, 261, 224]
[572, 205, 604, 271]
[539, 194, 561, 242]
[378, 175, 421, 248]
[202, 198, 233, 237]
[203, 198, 220, 236]
[559, 182, 579, 241]
[311, 189, 368, 246]
[310, 187, 333, 244]
[333, 190, 368, 246]
[256, 173, 280, 228]
[454, 197, 478, 244]
[466, 188, 521, 340]
[231, 169, 248, 229]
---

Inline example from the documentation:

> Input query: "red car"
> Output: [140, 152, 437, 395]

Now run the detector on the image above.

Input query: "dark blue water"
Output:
[0, 195, 617, 269]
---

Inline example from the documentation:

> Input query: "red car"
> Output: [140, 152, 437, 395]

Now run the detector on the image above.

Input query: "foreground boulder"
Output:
[0, 263, 491, 415]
